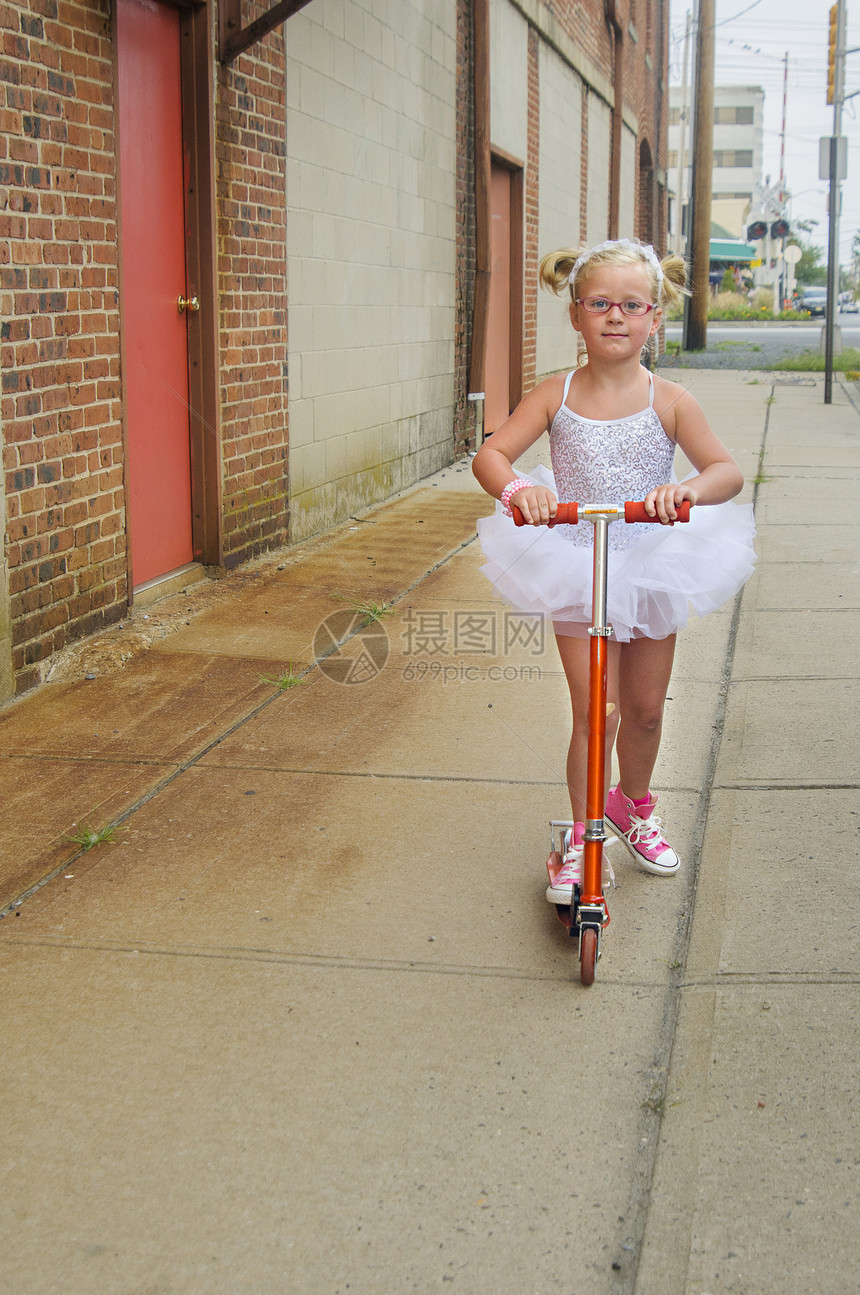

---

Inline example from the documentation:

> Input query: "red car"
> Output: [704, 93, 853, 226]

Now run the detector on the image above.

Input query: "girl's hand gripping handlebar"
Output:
[511, 500, 691, 527]
[622, 500, 691, 524]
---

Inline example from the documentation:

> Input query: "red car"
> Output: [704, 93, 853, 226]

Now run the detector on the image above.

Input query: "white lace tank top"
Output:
[549, 369, 676, 550]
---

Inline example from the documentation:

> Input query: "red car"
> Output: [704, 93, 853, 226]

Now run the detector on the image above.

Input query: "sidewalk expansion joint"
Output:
[0, 753, 177, 769]
[717, 780, 860, 791]
[609, 383, 774, 1295]
[196, 763, 566, 786]
[0, 934, 668, 986]
[679, 971, 860, 987]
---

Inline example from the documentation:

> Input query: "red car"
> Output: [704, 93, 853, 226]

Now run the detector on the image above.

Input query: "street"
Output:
[665, 316, 860, 353]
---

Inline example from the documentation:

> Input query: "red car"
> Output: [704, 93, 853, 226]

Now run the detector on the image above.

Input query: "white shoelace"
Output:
[559, 837, 616, 889]
[626, 810, 666, 848]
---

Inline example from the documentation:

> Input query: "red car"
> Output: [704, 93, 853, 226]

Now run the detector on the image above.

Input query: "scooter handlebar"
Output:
[624, 499, 690, 524]
[511, 501, 578, 526]
[512, 499, 690, 526]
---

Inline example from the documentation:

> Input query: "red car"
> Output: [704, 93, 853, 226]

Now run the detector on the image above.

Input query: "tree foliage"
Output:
[785, 218, 824, 288]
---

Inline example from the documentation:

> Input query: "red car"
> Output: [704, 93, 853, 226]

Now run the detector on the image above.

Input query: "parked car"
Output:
[841, 297, 858, 314]
[799, 288, 827, 317]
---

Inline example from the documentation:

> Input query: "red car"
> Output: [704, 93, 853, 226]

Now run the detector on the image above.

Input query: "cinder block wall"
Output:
[284, 0, 458, 542]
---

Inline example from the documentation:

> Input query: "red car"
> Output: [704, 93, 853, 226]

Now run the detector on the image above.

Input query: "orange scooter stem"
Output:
[580, 631, 608, 907]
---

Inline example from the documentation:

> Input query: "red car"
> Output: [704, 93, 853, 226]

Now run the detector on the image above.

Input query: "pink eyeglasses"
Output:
[575, 296, 655, 317]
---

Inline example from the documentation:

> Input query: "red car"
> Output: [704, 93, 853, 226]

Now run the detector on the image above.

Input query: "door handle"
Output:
[178, 295, 200, 314]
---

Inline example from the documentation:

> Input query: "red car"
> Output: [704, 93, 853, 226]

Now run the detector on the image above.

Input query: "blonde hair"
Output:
[538, 239, 688, 310]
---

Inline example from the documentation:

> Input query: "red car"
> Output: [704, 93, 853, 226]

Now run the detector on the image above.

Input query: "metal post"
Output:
[824, 0, 846, 405]
[683, 0, 713, 352]
[825, 136, 840, 404]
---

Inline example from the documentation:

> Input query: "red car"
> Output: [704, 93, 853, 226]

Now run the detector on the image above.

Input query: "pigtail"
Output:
[540, 239, 687, 311]
[659, 253, 690, 308]
[538, 248, 582, 298]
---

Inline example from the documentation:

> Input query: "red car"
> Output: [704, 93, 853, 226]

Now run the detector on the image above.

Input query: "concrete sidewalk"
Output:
[1, 371, 858, 1294]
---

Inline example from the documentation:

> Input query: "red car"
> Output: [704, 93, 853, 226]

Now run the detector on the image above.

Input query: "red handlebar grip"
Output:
[552, 501, 578, 526]
[512, 501, 578, 527]
[624, 499, 690, 524]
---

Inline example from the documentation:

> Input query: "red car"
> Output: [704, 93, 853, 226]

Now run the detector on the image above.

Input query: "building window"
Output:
[713, 150, 753, 169]
[668, 150, 678, 168]
[714, 106, 755, 125]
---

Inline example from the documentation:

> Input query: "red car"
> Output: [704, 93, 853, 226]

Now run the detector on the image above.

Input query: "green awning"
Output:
[709, 239, 757, 262]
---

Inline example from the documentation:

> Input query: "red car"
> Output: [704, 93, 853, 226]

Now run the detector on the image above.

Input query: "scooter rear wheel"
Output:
[580, 928, 597, 986]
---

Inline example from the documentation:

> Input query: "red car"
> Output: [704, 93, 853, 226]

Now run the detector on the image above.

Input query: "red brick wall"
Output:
[523, 26, 539, 394]
[0, 0, 291, 692]
[0, 0, 124, 694]
[580, 81, 590, 238]
[215, 20, 289, 568]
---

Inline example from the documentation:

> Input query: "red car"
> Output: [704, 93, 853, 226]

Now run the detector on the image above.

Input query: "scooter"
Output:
[514, 498, 690, 985]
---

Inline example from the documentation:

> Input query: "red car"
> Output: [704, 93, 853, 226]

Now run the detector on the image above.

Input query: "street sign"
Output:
[784, 244, 802, 265]
[819, 135, 848, 181]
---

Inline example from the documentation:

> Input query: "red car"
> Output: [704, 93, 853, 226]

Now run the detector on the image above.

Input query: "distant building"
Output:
[668, 85, 764, 243]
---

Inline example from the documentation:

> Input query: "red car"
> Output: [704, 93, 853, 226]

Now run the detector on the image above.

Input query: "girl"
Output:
[472, 238, 756, 903]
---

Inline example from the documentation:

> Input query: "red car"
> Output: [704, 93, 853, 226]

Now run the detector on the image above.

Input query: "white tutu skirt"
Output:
[476, 466, 757, 641]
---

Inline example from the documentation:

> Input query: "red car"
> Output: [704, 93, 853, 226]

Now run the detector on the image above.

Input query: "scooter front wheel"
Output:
[580, 927, 597, 986]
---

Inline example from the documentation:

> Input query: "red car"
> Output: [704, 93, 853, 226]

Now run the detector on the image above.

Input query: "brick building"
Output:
[0, 0, 668, 699]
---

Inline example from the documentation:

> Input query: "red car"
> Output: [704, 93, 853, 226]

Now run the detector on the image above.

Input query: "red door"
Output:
[117, 0, 194, 588]
[484, 164, 512, 437]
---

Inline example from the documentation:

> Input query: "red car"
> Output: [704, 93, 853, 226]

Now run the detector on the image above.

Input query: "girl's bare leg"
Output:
[554, 632, 621, 822]
[614, 634, 676, 800]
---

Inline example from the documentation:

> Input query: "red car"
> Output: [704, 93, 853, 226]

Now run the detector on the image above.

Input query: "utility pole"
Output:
[683, 0, 714, 352]
[824, 0, 847, 404]
[675, 10, 692, 255]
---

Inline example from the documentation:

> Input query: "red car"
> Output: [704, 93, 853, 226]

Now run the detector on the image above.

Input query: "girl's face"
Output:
[569, 263, 661, 359]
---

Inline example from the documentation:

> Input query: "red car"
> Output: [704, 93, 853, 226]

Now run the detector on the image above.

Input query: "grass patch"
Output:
[332, 594, 396, 626]
[714, 340, 761, 352]
[667, 291, 811, 323]
[772, 347, 860, 372]
[642, 1082, 667, 1116]
[259, 665, 304, 691]
[65, 822, 121, 852]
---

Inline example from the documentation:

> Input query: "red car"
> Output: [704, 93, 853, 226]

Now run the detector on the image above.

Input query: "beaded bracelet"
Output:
[501, 478, 533, 517]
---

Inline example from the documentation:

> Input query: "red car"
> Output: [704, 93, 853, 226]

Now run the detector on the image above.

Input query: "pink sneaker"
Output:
[605, 786, 680, 875]
[546, 826, 615, 902]
[546, 825, 583, 903]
